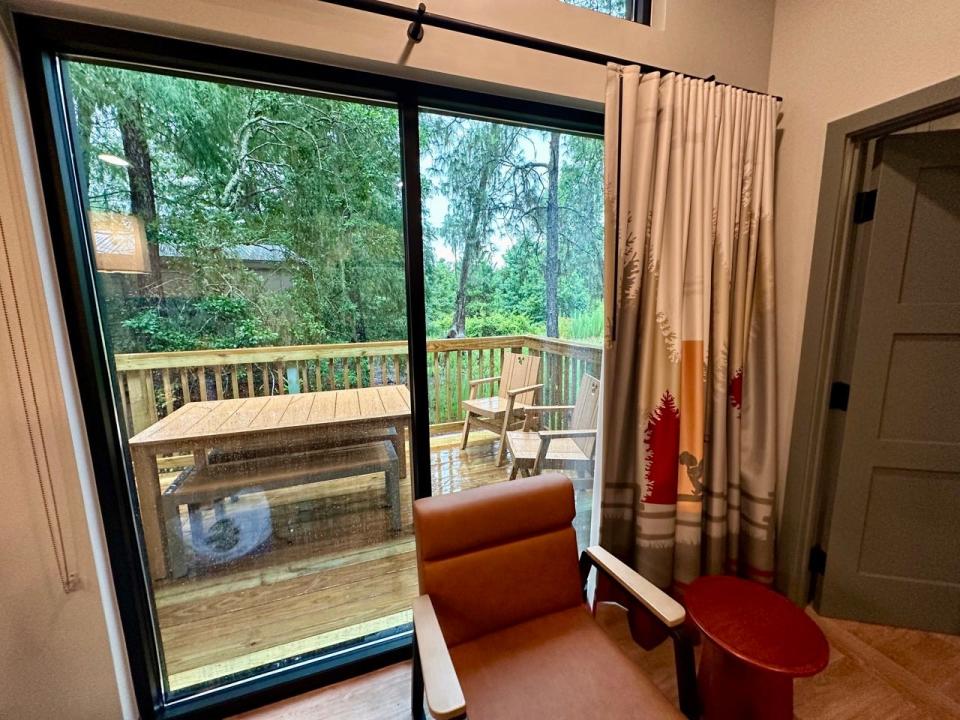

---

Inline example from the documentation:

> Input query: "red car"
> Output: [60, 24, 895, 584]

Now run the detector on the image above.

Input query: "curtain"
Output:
[599, 66, 779, 592]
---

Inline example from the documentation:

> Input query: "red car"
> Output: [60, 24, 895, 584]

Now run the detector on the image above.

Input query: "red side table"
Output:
[685, 576, 829, 720]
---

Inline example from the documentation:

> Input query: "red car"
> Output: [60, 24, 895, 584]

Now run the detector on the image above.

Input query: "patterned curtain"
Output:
[599, 66, 779, 593]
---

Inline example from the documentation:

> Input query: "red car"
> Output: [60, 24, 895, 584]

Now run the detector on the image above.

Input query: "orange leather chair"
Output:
[411, 473, 698, 719]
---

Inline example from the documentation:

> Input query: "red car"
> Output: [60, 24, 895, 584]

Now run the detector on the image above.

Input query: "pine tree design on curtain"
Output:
[599, 65, 780, 592]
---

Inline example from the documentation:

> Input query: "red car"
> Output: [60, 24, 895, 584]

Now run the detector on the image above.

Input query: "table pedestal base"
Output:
[699, 637, 794, 720]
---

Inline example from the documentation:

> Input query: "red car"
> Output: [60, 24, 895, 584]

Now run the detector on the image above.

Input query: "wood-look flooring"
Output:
[236, 604, 960, 720]
[155, 430, 594, 693]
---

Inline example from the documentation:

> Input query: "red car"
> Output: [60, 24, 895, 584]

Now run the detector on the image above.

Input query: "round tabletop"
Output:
[685, 575, 829, 677]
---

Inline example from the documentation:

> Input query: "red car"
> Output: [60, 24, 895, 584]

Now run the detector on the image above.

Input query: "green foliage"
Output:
[119, 296, 280, 352]
[465, 312, 538, 338]
[560, 302, 605, 344]
[69, 61, 603, 356]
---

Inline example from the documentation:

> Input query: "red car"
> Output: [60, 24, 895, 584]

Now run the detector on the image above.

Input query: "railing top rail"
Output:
[113, 334, 601, 371]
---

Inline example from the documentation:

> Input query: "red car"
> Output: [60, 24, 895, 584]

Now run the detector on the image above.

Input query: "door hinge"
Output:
[853, 189, 877, 224]
[809, 544, 827, 575]
[829, 381, 850, 411]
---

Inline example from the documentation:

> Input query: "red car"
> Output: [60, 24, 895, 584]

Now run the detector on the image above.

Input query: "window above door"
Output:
[561, 0, 652, 25]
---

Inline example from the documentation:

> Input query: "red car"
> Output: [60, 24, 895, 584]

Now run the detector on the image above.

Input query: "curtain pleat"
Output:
[600, 66, 780, 591]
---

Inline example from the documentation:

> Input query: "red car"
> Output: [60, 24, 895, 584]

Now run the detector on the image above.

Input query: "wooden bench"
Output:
[205, 426, 398, 465]
[162, 440, 400, 578]
[205, 426, 404, 477]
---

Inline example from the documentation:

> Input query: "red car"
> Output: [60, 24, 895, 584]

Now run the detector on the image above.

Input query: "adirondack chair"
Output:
[460, 351, 543, 466]
[506, 373, 600, 481]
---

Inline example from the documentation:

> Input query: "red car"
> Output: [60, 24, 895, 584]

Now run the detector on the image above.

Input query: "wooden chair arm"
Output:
[521, 404, 574, 430]
[582, 546, 685, 628]
[468, 375, 500, 387]
[412, 595, 466, 720]
[521, 404, 575, 414]
[506, 382, 544, 397]
[537, 428, 597, 440]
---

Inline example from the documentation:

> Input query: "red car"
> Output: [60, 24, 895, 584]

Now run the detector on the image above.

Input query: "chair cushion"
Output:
[414, 473, 583, 646]
[450, 606, 684, 719]
[414, 473, 575, 561]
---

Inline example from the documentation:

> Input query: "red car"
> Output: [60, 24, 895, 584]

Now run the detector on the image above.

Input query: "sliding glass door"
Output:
[62, 59, 418, 698]
[21, 16, 603, 718]
[419, 111, 604, 548]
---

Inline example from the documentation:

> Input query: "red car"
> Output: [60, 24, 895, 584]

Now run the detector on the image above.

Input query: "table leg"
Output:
[130, 445, 168, 580]
[699, 637, 794, 720]
[385, 454, 401, 532]
[396, 421, 408, 479]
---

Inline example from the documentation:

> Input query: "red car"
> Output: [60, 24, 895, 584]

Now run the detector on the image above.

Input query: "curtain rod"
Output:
[318, 0, 783, 102]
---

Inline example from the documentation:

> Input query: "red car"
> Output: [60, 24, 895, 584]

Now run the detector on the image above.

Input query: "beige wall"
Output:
[767, 0, 960, 499]
[13, 0, 775, 107]
[0, 19, 132, 720]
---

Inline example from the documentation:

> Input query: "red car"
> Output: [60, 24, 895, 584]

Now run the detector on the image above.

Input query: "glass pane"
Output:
[64, 60, 416, 699]
[562, 0, 630, 20]
[419, 111, 604, 549]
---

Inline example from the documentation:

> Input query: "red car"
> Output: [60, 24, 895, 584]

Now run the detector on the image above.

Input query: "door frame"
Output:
[15, 14, 603, 720]
[777, 74, 960, 605]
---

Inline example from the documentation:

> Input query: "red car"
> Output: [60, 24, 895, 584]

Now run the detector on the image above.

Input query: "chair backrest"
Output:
[570, 373, 601, 458]
[497, 351, 541, 404]
[413, 474, 583, 647]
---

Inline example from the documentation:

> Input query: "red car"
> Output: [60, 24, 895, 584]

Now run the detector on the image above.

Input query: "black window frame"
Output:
[15, 14, 602, 720]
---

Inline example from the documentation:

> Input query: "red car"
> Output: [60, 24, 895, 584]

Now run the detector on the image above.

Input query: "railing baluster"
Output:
[230, 365, 239, 399]
[432, 351, 440, 424]
[146, 371, 159, 423]
[118, 373, 133, 434]
[453, 351, 461, 421]
[213, 364, 224, 399]
[562, 353, 570, 406]
[127, 370, 154, 434]
[466, 349, 473, 409]
[162, 369, 174, 415]
[445, 351, 453, 423]
[179, 368, 190, 404]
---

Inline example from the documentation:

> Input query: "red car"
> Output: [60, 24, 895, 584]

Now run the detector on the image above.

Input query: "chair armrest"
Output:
[413, 595, 466, 720]
[583, 546, 685, 628]
[522, 404, 575, 414]
[521, 404, 575, 430]
[468, 375, 500, 387]
[506, 382, 543, 397]
[537, 428, 597, 440]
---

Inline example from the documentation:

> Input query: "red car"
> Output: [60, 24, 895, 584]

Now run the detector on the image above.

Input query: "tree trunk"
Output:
[452, 161, 492, 337]
[452, 245, 473, 337]
[544, 132, 561, 338]
[119, 102, 163, 301]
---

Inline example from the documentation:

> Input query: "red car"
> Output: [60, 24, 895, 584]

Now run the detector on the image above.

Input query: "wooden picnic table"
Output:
[128, 385, 411, 580]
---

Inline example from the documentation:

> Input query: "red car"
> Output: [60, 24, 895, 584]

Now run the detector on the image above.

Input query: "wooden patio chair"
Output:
[460, 351, 542, 466]
[505, 372, 600, 481]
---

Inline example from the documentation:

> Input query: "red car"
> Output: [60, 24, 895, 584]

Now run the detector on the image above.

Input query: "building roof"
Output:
[159, 243, 286, 263]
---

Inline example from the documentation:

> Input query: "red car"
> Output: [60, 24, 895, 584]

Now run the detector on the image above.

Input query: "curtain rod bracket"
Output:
[407, 3, 425, 43]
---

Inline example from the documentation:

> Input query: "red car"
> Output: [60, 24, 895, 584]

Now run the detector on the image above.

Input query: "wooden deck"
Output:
[155, 430, 595, 694]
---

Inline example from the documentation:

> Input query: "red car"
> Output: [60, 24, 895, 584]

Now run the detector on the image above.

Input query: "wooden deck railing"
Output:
[113, 334, 602, 436]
